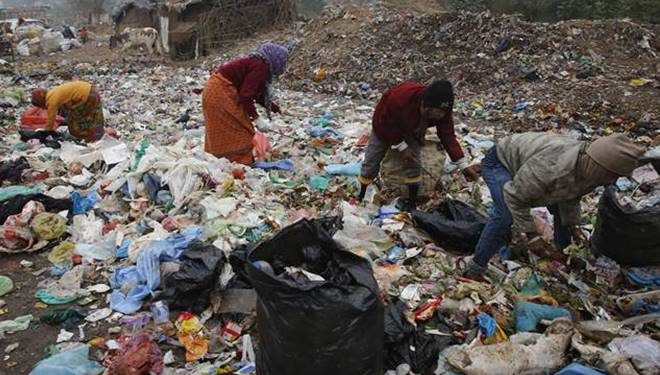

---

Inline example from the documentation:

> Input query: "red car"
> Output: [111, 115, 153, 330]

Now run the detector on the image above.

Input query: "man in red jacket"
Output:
[357, 80, 479, 209]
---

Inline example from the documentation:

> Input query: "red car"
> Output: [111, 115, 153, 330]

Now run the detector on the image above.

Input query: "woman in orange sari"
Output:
[202, 42, 289, 164]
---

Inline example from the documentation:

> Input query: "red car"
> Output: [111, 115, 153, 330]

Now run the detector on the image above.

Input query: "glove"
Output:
[270, 103, 281, 114]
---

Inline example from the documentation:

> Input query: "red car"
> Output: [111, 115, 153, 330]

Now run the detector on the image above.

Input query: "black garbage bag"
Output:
[246, 219, 383, 375]
[412, 200, 487, 254]
[162, 240, 226, 313]
[384, 301, 455, 374]
[0, 157, 30, 184]
[592, 186, 660, 266]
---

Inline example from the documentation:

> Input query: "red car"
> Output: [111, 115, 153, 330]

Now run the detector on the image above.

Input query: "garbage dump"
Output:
[0, 1, 658, 374]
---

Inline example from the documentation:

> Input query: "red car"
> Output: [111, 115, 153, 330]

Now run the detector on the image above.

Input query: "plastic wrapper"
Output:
[246, 219, 384, 375]
[176, 313, 209, 362]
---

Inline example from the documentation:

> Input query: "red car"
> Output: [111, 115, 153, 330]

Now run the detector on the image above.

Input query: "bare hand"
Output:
[462, 164, 481, 182]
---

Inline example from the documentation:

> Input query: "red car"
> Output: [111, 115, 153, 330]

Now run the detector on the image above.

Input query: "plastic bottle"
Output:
[151, 301, 170, 325]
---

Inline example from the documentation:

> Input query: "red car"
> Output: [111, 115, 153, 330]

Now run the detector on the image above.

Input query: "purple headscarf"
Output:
[251, 42, 289, 119]
[255, 42, 289, 79]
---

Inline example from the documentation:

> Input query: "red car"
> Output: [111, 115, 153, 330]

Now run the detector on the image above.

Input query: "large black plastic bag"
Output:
[246, 219, 383, 375]
[162, 240, 226, 313]
[412, 200, 487, 254]
[384, 301, 455, 374]
[592, 187, 660, 266]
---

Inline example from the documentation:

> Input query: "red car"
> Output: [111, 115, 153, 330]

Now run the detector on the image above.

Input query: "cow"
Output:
[110, 27, 162, 55]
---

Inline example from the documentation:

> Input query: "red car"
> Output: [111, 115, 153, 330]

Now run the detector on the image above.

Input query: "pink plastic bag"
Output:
[252, 131, 272, 162]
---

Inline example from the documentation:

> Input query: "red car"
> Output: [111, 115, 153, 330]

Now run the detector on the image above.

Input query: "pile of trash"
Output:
[285, 5, 659, 134]
[0, 9, 659, 375]
[10, 24, 82, 57]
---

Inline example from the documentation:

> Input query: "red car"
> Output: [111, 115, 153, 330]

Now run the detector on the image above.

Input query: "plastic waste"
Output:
[0, 275, 13, 296]
[555, 363, 608, 375]
[0, 314, 33, 335]
[412, 200, 487, 254]
[0, 185, 44, 203]
[162, 241, 226, 313]
[71, 191, 99, 215]
[608, 335, 660, 375]
[74, 231, 117, 261]
[384, 301, 455, 374]
[151, 301, 170, 325]
[107, 332, 164, 375]
[309, 175, 329, 190]
[30, 212, 67, 240]
[199, 196, 237, 220]
[246, 219, 384, 375]
[592, 186, 660, 266]
[41, 308, 87, 327]
[253, 159, 294, 171]
[477, 313, 508, 344]
[1, 200, 44, 252]
[515, 301, 571, 332]
[324, 162, 362, 176]
[48, 241, 75, 266]
[20, 106, 63, 130]
[29, 344, 104, 375]
[176, 312, 209, 362]
[110, 227, 203, 314]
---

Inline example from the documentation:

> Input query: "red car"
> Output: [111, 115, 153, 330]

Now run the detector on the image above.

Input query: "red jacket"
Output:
[218, 56, 268, 119]
[372, 81, 464, 162]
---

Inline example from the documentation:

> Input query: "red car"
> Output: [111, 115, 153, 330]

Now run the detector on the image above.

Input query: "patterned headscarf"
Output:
[255, 42, 289, 78]
[251, 42, 289, 119]
[31, 88, 48, 108]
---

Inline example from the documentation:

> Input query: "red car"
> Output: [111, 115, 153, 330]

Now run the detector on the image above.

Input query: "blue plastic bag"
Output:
[29, 344, 104, 375]
[109, 227, 203, 314]
[308, 127, 342, 138]
[477, 313, 497, 337]
[554, 363, 607, 375]
[309, 176, 329, 191]
[253, 159, 294, 171]
[515, 301, 571, 332]
[324, 162, 361, 176]
[71, 191, 99, 215]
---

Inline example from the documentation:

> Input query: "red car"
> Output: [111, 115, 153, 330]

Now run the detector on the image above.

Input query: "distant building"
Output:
[112, 0, 295, 60]
[0, 5, 50, 20]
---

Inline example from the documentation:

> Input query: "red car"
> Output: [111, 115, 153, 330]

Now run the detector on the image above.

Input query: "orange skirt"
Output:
[203, 73, 255, 164]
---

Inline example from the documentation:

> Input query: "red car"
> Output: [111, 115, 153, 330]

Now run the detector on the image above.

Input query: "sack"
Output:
[246, 219, 383, 375]
[591, 187, 660, 266]
[20, 106, 64, 130]
[412, 200, 487, 254]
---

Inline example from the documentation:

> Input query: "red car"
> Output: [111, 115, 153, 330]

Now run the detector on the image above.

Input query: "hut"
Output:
[160, 0, 295, 60]
[112, 0, 159, 32]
